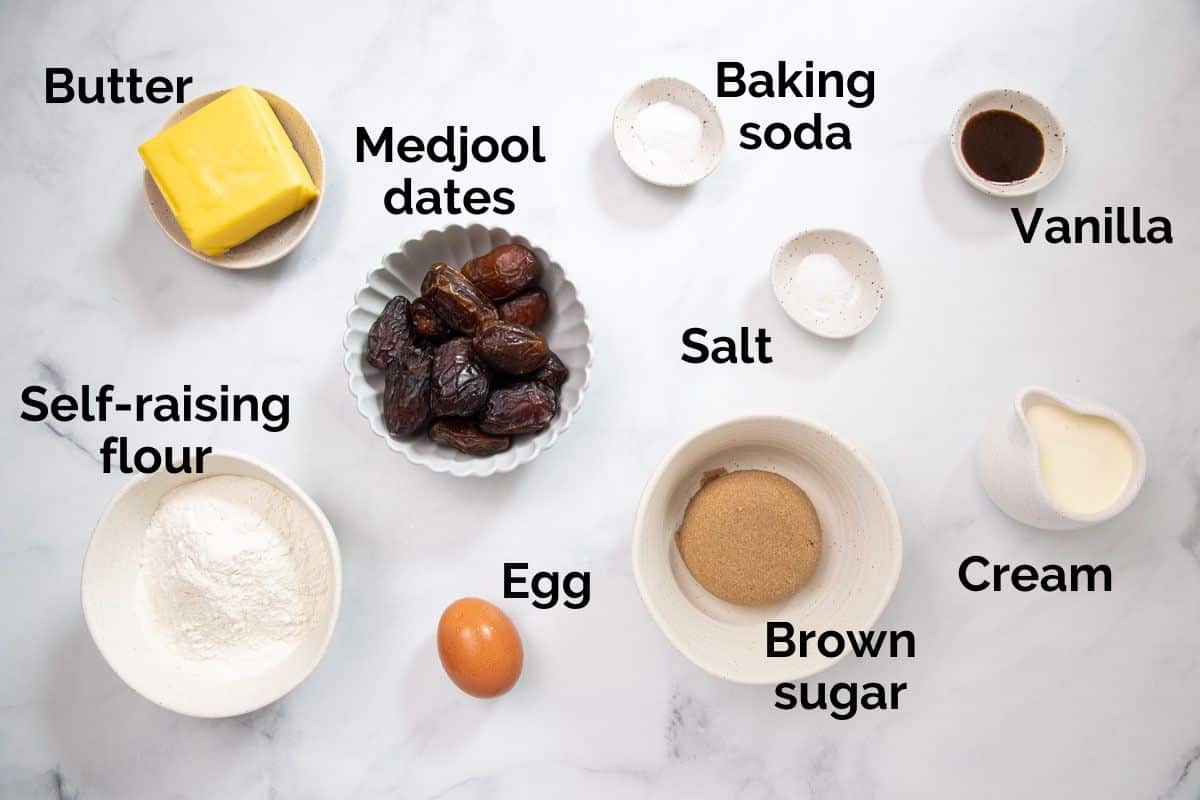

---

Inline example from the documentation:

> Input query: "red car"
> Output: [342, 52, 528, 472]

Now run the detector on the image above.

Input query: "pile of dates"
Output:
[366, 243, 568, 456]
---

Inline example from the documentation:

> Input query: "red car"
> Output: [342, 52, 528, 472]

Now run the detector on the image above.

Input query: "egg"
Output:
[437, 597, 523, 698]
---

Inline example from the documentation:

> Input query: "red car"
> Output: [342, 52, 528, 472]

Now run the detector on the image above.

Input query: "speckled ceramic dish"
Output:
[613, 77, 724, 187]
[770, 229, 885, 339]
[950, 89, 1066, 197]
[344, 225, 592, 477]
[142, 87, 325, 269]
[632, 415, 903, 684]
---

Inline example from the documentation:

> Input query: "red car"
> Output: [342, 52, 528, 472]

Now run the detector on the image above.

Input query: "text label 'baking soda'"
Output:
[717, 60, 875, 152]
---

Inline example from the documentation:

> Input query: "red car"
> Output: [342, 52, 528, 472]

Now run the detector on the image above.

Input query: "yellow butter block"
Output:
[139, 85, 319, 256]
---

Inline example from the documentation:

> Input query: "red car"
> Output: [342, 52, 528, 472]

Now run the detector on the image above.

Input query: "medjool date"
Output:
[473, 319, 549, 375]
[498, 288, 550, 328]
[528, 351, 568, 393]
[479, 381, 557, 435]
[383, 346, 433, 437]
[420, 263, 498, 334]
[411, 298, 452, 341]
[431, 337, 491, 417]
[366, 296, 413, 369]
[428, 418, 511, 456]
[462, 244, 539, 300]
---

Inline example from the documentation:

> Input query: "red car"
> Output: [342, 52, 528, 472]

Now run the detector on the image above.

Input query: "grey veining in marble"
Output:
[1, 0, 1199, 798]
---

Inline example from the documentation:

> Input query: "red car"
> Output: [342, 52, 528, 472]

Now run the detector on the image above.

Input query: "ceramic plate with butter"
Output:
[142, 87, 324, 269]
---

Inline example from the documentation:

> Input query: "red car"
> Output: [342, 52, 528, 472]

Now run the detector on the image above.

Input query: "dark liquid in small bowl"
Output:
[961, 109, 1044, 183]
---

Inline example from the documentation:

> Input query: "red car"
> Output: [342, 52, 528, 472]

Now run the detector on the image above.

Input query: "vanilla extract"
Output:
[1012, 206, 1172, 244]
[961, 109, 1044, 183]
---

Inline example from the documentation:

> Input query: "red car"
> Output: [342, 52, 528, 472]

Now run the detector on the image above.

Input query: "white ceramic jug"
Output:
[977, 386, 1146, 530]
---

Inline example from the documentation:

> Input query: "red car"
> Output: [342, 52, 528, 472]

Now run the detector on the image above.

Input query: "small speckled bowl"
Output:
[613, 77, 724, 187]
[142, 88, 325, 269]
[770, 229, 885, 339]
[950, 89, 1066, 197]
[632, 415, 903, 683]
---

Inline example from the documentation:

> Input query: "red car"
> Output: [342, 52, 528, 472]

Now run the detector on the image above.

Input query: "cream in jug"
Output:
[1025, 402, 1135, 514]
[977, 387, 1146, 530]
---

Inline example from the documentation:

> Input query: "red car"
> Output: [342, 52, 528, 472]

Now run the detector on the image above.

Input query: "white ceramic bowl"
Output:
[81, 451, 342, 718]
[143, 88, 324, 269]
[344, 225, 592, 477]
[770, 229, 885, 339]
[633, 415, 903, 684]
[613, 77, 724, 187]
[949, 89, 1066, 197]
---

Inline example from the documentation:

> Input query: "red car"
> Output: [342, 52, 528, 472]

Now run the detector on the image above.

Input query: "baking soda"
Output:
[634, 101, 703, 164]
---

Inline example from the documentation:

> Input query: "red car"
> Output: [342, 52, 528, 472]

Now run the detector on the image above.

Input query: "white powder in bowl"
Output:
[634, 101, 703, 164]
[790, 253, 859, 317]
[137, 475, 329, 673]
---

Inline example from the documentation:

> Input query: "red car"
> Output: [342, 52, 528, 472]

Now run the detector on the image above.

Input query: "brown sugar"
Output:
[676, 469, 821, 606]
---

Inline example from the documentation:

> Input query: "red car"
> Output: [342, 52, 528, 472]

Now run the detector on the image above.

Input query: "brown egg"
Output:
[437, 597, 523, 698]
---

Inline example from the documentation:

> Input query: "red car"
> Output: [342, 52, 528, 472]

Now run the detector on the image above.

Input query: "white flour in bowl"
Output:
[136, 475, 329, 673]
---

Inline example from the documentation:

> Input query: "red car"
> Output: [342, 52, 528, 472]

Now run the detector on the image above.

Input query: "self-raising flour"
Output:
[137, 475, 328, 673]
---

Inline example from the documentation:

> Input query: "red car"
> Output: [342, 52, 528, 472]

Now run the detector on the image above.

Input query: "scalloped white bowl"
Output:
[344, 225, 592, 477]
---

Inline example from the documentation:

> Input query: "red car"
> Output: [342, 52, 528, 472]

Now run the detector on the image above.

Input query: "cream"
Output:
[1026, 402, 1134, 515]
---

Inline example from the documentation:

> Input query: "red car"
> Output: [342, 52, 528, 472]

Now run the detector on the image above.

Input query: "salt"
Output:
[789, 253, 858, 317]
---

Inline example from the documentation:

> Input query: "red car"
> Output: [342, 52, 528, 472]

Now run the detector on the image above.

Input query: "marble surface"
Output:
[2, 1, 1198, 797]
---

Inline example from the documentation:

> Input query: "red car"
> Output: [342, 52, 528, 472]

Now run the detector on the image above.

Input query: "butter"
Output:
[139, 86, 318, 256]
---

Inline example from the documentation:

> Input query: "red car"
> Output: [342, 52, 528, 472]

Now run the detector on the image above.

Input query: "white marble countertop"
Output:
[2, 1, 1199, 797]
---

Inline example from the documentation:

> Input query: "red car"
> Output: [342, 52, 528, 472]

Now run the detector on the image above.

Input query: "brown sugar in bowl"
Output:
[632, 415, 903, 684]
[675, 469, 822, 606]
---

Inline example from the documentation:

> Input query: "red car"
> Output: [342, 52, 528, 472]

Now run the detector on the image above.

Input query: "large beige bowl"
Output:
[633, 415, 903, 684]
[81, 451, 342, 718]
[142, 87, 325, 269]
